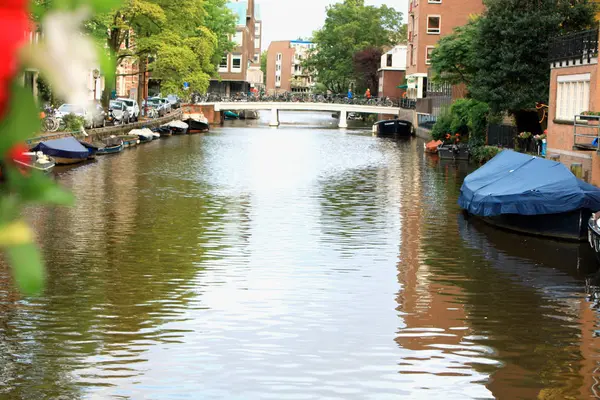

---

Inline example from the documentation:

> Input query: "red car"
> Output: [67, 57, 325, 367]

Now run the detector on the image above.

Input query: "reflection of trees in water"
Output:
[0, 146, 236, 399]
[413, 159, 590, 399]
[317, 166, 399, 254]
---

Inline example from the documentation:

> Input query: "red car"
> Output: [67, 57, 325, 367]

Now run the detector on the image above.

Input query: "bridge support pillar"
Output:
[269, 108, 280, 127]
[338, 110, 348, 128]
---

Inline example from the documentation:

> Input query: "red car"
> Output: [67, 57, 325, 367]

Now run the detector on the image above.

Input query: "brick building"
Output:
[378, 45, 407, 100]
[209, 0, 262, 95]
[545, 26, 600, 185]
[405, 0, 484, 104]
[266, 40, 315, 94]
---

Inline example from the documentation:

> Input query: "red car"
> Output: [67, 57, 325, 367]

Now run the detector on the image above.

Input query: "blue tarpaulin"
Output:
[32, 137, 89, 159]
[458, 150, 600, 216]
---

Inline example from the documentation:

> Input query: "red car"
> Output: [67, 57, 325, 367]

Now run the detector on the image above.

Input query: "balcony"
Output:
[549, 28, 599, 67]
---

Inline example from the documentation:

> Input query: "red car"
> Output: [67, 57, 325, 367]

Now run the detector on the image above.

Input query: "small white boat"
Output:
[130, 128, 154, 143]
[14, 151, 56, 173]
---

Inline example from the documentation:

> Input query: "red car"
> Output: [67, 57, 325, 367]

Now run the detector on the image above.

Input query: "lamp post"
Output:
[92, 69, 100, 101]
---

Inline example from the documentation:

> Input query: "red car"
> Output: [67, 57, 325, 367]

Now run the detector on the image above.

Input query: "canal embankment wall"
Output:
[28, 110, 183, 147]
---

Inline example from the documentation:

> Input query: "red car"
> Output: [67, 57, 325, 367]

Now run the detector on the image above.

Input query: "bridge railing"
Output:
[190, 93, 402, 108]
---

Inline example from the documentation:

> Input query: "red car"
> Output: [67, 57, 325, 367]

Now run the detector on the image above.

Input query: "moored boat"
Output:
[118, 134, 140, 147]
[78, 140, 99, 159]
[162, 120, 188, 135]
[13, 151, 55, 173]
[31, 137, 89, 165]
[96, 136, 123, 155]
[153, 126, 171, 137]
[239, 110, 259, 120]
[183, 113, 209, 133]
[588, 216, 600, 263]
[224, 110, 239, 120]
[424, 140, 443, 154]
[438, 143, 470, 160]
[372, 119, 414, 138]
[459, 150, 600, 241]
[131, 128, 154, 143]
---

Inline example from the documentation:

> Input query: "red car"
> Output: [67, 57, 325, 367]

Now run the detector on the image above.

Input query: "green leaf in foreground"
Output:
[0, 83, 41, 156]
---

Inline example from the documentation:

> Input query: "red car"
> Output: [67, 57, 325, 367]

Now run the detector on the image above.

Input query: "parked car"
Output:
[55, 103, 105, 129]
[117, 98, 140, 121]
[108, 100, 131, 125]
[144, 98, 165, 117]
[167, 94, 181, 109]
[153, 97, 172, 114]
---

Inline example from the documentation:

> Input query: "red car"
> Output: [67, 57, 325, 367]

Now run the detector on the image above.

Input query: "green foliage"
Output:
[431, 99, 490, 146]
[304, 0, 403, 93]
[62, 114, 86, 132]
[431, 107, 453, 141]
[471, 146, 503, 164]
[260, 50, 267, 84]
[470, 0, 597, 113]
[430, 18, 479, 86]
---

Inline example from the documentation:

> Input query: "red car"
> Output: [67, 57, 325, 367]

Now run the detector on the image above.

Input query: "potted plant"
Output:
[580, 111, 600, 121]
[515, 131, 532, 152]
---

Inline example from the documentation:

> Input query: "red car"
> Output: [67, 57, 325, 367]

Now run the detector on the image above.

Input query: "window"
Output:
[231, 54, 242, 72]
[409, 44, 415, 66]
[219, 56, 228, 72]
[427, 15, 441, 34]
[425, 46, 435, 65]
[556, 74, 590, 120]
[386, 54, 393, 67]
[277, 53, 282, 61]
[254, 53, 259, 63]
[428, 0, 441, 3]
[255, 23, 261, 35]
[255, 38, 260, 48]
[233, 32, 243, 46]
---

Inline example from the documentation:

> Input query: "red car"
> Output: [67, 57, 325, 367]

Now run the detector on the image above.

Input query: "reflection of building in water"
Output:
[394, 144, 476, 381]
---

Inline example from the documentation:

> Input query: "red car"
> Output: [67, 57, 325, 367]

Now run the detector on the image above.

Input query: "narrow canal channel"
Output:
[1, 112, 599, 399]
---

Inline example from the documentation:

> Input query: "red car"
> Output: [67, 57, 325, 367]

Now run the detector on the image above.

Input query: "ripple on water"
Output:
[0, 117, 598, 399]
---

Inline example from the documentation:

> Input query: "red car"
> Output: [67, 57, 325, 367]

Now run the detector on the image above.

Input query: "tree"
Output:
[429, 18, 479, 86]
[260, 50, 267, 85]
[203, 0, 237, 76]
[304, 0, 403, 93]
[469, 0, 596, 113]
[352, 47, 382, 95]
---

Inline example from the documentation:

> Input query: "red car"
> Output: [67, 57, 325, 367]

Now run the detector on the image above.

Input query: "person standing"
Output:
[365, 88, 371, 99]
[347, 88, 353, 99]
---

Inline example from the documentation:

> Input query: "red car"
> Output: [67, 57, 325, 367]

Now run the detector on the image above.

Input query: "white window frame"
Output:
[277, 53, 282, 61]
[233, 32, 243, 46]
[428, 0, 441, 3]
[218, 55, 228, 72]
[427, 15, 441, 35]
[231, 54, 242, 73]
[556, 73, 590, 120]
[425, 46, 435, 65]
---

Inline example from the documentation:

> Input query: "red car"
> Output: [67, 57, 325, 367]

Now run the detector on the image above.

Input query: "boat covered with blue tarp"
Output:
[32, 137, 90, 165]
[458, 150, 600, 241]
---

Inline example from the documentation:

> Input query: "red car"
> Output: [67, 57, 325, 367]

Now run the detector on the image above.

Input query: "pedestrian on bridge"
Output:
[347, 89, 353, 99]
[365, 88, 371, 99]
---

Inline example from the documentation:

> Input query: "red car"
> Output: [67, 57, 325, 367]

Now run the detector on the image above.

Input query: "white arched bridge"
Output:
[206, 102, 412, 128]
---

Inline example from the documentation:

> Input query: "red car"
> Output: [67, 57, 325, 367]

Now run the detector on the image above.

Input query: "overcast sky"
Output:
[258, 0, 409, 51]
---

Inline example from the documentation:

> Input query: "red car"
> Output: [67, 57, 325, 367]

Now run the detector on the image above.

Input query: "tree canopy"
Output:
[430, 0, 597, 113]
[304, 0, 403, 94]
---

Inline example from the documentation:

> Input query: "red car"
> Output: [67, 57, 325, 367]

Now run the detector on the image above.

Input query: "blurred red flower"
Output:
[7, 143, 29, 166]
[0, 0, 30, 118]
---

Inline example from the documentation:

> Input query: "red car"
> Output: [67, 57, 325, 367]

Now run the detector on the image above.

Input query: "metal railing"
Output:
[549, 28, 599, 65]
[573, 114, 600, 150]
[190, 92, 400, 108]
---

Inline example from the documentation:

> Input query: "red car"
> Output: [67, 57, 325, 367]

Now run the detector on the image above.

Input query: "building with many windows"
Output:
[266, 40, 315, 94]
[210, 0, 262, 95]
[405, 0, 484, 103]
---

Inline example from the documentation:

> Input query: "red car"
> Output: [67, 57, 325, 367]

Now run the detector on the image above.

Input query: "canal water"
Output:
[1, 111, 600, 399]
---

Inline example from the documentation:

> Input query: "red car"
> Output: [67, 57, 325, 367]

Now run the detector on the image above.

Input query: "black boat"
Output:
[162, 121, 188, 135]
[438, 143, 470, 161]
[183, 117, 210, 133]
[372, 119, 414, 138]
[588, 216, 600, 263]
[459, 150, 600, 241]
[239, 110, 259, 120]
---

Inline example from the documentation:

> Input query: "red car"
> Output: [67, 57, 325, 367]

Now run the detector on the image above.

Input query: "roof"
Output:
[226, 1, 247, 26]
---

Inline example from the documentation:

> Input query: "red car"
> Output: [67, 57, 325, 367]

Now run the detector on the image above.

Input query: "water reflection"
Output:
[0, 121, 598, 399]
